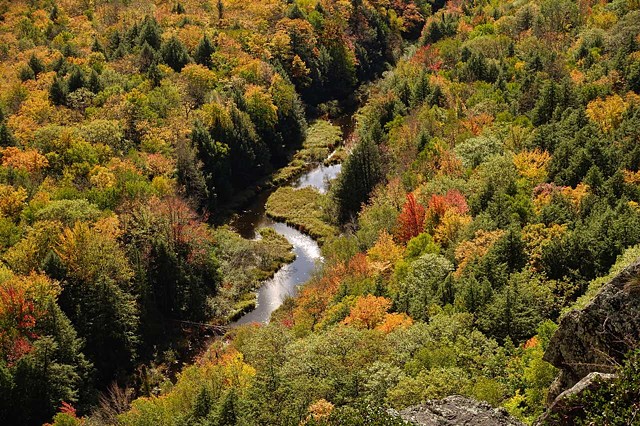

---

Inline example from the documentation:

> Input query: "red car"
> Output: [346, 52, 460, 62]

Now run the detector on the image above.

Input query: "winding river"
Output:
[227, 117, 353, 325]
[228, 163, 341, 325]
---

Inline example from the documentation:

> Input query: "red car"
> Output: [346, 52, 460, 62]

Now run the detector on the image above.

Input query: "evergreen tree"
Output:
[147, 62, 163, 87]
[18, 65, 34, 82]
[215, 389, 238, 426]
[176, 138, 209, 207]
[87, 70, 101, 94]
[67, 67, 85, 93]
[331, 138, 383, 223]
[161, 36, 190, 71]
[191, 120, 232, 208]
[0, 303, 92, 426]
[172, 2, 186, 14]
[194, 35, 215, 69]
[532, 81, 559, 125]
[28, 54, 45, 76]
[91, 37, 106, 56]
[49, 76, 67, 105]
[139, 41, 158, 72]
[108, 30, 123, 56]
[226, 104, 271, 186]
[49, 4, 59, 22]
[217, 0, 224, 21]
[137, 17, 162, 50]
[0, 123, 13, 147]
[191, 387, 212, 419]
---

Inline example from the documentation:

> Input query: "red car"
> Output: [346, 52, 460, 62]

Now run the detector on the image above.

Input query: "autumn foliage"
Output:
[396, 193, 426, 243]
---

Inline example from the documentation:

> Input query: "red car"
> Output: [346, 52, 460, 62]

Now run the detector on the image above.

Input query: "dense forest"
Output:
[1, 0, 640, 425]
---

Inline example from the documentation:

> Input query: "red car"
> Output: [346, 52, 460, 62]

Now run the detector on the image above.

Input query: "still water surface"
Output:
[229, 114, 356, 325]
[229, 162, 342, 325]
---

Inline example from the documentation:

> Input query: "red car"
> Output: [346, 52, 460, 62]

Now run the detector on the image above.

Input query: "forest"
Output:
[0, 0, 639, 425]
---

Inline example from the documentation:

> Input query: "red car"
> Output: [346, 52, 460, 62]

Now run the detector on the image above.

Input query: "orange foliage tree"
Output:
[396, 193, 426, 243]
[342, 295, 392, 330]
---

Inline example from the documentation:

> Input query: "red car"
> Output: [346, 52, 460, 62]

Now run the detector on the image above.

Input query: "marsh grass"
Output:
[265, 186, 338, 244]
[271, 120, 342, 186]
[212, 226, 294, 322]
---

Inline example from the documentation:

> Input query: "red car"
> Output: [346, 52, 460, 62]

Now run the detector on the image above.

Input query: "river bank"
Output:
[227, 117, 352, 325]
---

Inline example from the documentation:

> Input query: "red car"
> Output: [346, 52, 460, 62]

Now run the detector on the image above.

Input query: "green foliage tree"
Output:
[137, 16, 162, 50]
[49, 76, 67, 105]
[331, 138, 383, 223]
[162, 36, 190, 72]
[194, 35, 215, 69]
[53, 223, 139, 385]
[396, 253, 454, 320]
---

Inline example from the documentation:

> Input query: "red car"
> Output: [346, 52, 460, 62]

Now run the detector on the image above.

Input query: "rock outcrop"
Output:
[398, 395, 524, 426]
[536, 372, 616, 425]
[543, 258, 640, 402]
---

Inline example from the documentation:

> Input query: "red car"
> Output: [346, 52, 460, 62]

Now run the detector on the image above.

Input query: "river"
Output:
[227, 117, 353, 325]
[228, 163, 341, 325]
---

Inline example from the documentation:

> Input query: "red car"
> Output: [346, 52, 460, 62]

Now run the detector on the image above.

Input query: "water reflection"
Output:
[294, 164, 342, 194]
[233, 222, 322, 325]
[230, 160, 340, 325]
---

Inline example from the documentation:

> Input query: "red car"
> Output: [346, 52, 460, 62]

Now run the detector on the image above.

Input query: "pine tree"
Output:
[172, 2, 186, 14]
[215, 389, 238, 426]
[49, 76, 67, 105]
[191, 120, 231, 207]
[139, 42, 157, 72]
[87, 70, 101, 94]
[176, 138, 209, 208]
[137, 17, 162, 50]
[191, 387, 212, 419]
[18, 65, 35, 82]
[49, 4, 59, 22]
[331, 138, 383, 223]
[161, 36, 190, 72]
[91, 37, 106, 56]
[532, 81, 558, 125]
[217, 0, 224, 21]
[0, 123, 14, 147]
[194, 35, 215, 69]
[109, 30, 122, 56]
[147, 62, 163, 87]
[67, 67, 85, 93]
[28, 55, 45, 77]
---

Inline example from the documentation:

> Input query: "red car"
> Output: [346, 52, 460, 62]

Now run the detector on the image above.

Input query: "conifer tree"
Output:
[67, 67, 85, 93]
[331, 138, 383, 223]
[139, 41, 157, 72]
[137, 17, 162, 50]
[28, 54, 45, 77]
[194, 35, 215, 69]
[161, 36, 190, 72]
[87, 70, 101, 93]
[49, 76, 67, 105]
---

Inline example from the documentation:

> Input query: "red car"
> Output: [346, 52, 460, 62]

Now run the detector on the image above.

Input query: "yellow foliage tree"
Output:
[513, 149, 551, 185]
[433, 211, 472, 247]
[367, 230, 403, 272]
[585, 94, 628, 133]
[522, 223, 567, 270]
[0, 184, 27, 218]
[454, 229, 506, 275]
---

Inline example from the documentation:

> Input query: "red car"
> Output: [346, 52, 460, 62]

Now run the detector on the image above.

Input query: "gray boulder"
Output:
[398, 395, 524, 426]
[543, 258, 640, 402]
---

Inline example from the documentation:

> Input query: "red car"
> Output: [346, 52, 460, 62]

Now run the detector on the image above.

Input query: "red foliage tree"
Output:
[396, 193, 426, 243]
[426, 189, 469, 225]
